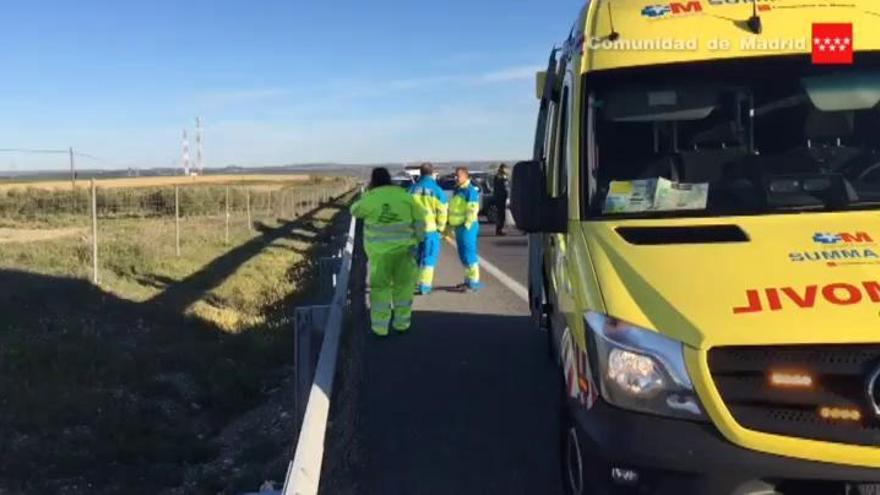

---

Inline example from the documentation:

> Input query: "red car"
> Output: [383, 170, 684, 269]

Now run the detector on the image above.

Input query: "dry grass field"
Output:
[0, 173, 310, 192]
[0, 178, 357, 494]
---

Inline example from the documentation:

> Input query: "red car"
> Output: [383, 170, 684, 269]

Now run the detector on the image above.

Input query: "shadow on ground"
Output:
[355, 311, 564, 495]
[321, 235, 564, 495]
[0, 195, 353, 495]
[491, 238, 528, 247]
[149, 204, 343, 316]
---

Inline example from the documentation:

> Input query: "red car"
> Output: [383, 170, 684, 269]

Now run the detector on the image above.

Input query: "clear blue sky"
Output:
[0, 0, 583, 170]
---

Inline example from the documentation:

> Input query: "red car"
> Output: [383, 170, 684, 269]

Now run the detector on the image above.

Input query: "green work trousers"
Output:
[368, 246, 418, 335]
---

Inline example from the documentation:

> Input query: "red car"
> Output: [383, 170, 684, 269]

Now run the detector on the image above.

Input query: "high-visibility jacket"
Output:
[448, 180, 480, 229]
[408, 176, 448, 233]
[350, 185, 426, 256]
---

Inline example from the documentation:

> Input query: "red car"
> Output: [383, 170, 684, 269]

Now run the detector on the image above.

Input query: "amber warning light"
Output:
[819, 407, 862, 422]
[769, 371, 814, 388]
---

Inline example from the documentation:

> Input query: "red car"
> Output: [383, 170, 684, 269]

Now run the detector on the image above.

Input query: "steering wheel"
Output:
[857, 161, 880, 183]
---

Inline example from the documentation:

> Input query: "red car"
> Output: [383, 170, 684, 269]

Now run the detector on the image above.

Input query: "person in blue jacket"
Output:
[446, 166, 483, 292]
[408, 163, 448, 295]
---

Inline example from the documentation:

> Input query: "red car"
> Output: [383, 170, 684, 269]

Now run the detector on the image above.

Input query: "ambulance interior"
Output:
[589, 57, 880, 218]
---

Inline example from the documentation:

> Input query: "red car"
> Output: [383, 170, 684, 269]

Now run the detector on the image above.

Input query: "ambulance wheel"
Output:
[560, 383, 586, 495]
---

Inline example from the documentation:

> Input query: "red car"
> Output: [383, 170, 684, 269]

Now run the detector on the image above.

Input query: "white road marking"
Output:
[445, 238, 529, 303]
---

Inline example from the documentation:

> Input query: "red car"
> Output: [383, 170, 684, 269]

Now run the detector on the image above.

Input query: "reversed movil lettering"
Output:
[813, 231, 874, 245]
[641, 1, 702, 18]
[733, 281, 880, 314]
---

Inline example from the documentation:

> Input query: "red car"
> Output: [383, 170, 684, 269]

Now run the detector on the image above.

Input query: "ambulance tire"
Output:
[560, 380, 586, 495]
[560, 374, 615, 495]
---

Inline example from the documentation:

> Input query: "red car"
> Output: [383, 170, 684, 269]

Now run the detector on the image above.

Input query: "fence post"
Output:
[246, 187, 253, 233]
[90, 179, 99, 285]
[225, 185, 230, 245]
[290, 190, 295, 219]
[175, 185, 181, 257]
[70, 147, 76, 211]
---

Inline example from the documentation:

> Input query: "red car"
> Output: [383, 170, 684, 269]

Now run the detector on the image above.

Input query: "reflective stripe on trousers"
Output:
[419, 267, 435, 287]
[455, 223, 480, 283]
[417, 232, 441, 288]
[465, 263, 480, 284]
[368, 247, 418, 335]
[370, 301, 392, 335]
[392, 300, 412, 331]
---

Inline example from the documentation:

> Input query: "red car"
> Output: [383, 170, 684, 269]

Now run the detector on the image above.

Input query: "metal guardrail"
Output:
[282, 214, 358, 495]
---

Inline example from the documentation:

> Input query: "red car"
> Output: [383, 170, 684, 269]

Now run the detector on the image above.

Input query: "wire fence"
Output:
[0, 176, 358, 285]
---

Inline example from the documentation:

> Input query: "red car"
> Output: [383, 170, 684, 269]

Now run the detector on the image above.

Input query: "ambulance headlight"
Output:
[607, 348, 665, 396]
[585, 312, 706, 421]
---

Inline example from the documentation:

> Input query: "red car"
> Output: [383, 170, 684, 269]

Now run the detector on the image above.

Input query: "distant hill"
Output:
[0, 159, 524, 182]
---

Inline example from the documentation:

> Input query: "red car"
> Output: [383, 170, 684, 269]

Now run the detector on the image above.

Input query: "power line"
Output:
[0, 147, 68, 154]
[0, 147, 128, 167]
[73, 152, 117, 165]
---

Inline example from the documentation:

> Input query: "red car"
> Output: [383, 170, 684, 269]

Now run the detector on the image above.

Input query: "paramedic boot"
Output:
[465, 263, 482, 292]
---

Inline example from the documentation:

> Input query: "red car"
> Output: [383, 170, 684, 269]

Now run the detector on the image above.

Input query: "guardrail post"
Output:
[294, 305, 330, 425]
[318, 256, 343, 300]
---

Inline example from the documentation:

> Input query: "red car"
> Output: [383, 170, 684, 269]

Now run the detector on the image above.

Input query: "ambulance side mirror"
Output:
[511, 160, 567, 234]
[535, 71, 547, 101]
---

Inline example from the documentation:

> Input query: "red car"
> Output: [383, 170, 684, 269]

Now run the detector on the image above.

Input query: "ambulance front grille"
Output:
[708, 345, 880, 446]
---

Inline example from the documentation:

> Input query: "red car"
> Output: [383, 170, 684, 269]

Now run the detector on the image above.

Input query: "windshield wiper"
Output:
[842, 200, 880, 210]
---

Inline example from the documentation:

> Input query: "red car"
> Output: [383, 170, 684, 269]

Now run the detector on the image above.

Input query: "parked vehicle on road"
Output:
[513, 2, 880, 494]
[391, 174, 414, 188]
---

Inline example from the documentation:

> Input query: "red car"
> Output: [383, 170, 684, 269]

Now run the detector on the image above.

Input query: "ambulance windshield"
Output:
[587, 56, 880, 218]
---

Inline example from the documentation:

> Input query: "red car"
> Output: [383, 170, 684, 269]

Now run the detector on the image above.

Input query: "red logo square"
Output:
[812, 23, 853, 65]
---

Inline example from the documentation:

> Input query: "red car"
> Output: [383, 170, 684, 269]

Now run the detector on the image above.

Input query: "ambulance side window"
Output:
[544, 102, 559, 195]
[553, 86, 570, 199]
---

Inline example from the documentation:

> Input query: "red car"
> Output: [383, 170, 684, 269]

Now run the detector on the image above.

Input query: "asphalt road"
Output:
[357, 222, 564, 494]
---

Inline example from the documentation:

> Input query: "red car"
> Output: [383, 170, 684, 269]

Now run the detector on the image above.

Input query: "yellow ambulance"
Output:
[511, 1, 880, 493]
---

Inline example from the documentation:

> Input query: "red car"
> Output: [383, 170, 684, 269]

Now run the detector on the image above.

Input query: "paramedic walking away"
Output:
[408, 163, 448, 295]
[351, 168, 425, 336]
[446, 166, 482, 292]
[492, 163, 510, 236]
